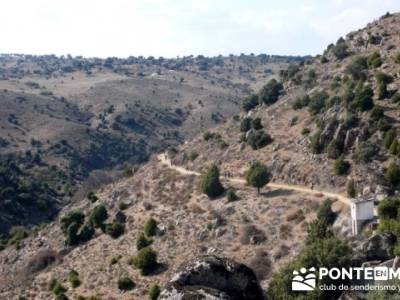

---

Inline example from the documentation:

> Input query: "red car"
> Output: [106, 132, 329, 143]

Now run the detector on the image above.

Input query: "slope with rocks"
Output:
[0, 54, 301, 234]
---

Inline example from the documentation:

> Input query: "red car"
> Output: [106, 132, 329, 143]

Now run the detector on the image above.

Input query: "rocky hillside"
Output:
[0, 53, 302, 234]
[173, 12, 400, 203]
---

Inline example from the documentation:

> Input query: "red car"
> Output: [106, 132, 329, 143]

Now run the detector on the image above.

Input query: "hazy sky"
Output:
[1, 0, 398, 58]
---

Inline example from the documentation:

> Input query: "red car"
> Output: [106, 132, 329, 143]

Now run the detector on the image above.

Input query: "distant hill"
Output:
[0, 53, 300, 233]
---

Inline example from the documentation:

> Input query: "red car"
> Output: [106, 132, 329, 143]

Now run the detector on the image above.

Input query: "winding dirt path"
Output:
[157, 153, 351, 206]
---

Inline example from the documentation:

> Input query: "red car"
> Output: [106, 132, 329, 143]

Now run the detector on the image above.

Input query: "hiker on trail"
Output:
[310, 182, 314, 190]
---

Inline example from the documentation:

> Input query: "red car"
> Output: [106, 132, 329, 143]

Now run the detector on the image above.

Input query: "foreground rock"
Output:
[159, 255, 264, 300]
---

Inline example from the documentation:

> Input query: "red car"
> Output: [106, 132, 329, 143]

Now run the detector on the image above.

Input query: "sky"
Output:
[0, 0, 399, 58]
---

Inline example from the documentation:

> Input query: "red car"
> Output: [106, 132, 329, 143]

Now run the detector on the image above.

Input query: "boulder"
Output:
[159, 255, 264, 300]
[361, 232, 397, 261]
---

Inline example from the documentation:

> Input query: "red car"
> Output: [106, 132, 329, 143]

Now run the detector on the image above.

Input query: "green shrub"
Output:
[149, 284, 161, 300]
[189, 152, 199, 161]
[327, 139, 342, 159]
[144, 218, 158, 237]
[395, 52, 400, 64]
[320, 56, 328, 63]
[245, 162, 271, 194]
[346, 56, 368, 81]
[367, 52, 382, 68]
[378, 197, 400, 220]
[118, 277, 135, 290]
[118, 201, 128, 210]
[308, 91, 329, 115]
[50, 279, 67, 296]
[89, 205, 108, 229]
[385, 162, 400, 187]
[200, 165, 224, 198]
[240, 117, 252, 132]
[370, 106, 384, 121]
[227, 189, 239, 202]
[354, 142, 377, 163]
[310, 131, 323, 154]
[332, 39, 349, 60]
[251, 118, 263, 130]
[306, 219, 333, 244]
[377, 118, 391, 132]
[389, 139, 400, 155]
[292, 95, 310, 110]
[335, 156, 350, 175]
[392, 93, 400, 104]
[350, 85, 374, 111]
[317, 199, 337, 225]
[106, 222, 125, 238]
[347, 179, 357, 198]
[384, 129, 397, 149]
[203, 131, 220, 141]
[87, 192, 98, 203]
[258, 79, 283, 105]
[242, 94, 259, 111]
[131, 247, 158, 275]
[68, 270, 81, 288]
[136, 232, 153, 250]
[246, 130, 272, 150]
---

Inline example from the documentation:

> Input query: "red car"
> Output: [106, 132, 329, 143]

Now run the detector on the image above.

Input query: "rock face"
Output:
[159, 255, 264, 300]
[362, 232, 397, 261]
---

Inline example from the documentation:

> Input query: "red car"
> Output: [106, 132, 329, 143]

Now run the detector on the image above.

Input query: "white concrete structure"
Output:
[351, 198, 375, 236]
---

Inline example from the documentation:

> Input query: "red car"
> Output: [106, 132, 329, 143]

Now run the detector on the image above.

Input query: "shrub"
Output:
[370, 106, 384, 121]
[346, 56, 368, 81]
[149, 284, 161, 300]
[354, 142, 377, 163]
[118, 201, 128, 210]
[189, 151, 198, 161]
[375, 72, 393, 99]
[245, 162, 271, 194]
[395, 52, 400, 64]
[136, 232, 153, 250]
[317, 199, 337, 225]
[332, 40, 349, 60]
[384, 129, 397, 149]
[258, 79, 283, 105]
[377, 118, 391, 132]
[392, 93, 400, 104]
[118, 277, 135, 291]
[68, 270, 81, 288]
[367, 52, 382, 68]
[320, 56, 328, 63]
[378, 197, 400, 220]
[240, 117, 252, 132]
[246, 130, 272, 150]
[308, 91, 329, 115]
[385, 162, 400, 187]
[87, 192, 98, 203]
[335, 156, 350, 175]
[131, 247, 158, 275]
[292, 95, 310, 110]
[106, 222, 125, 238]
[50, 279, 67, 296]
[144, 217, 158, 237]
[203, 131, 219, 141]
[306, 219, 333, 244]
[242, 94, 259, 111]
[327, 139, 342, 159]
[251, 117, 263, 130]
[89, 205, 108, 229]
[350, 85, 374, 111]
[347, 179, 357, 198]
[389, 139, 400, 155]
[227, 189, 239, 202]
[200, 165, 224, 198]
[310, 131, 323, 154]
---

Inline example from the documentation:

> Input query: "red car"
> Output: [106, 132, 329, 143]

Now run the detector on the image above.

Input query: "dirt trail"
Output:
[157, 153, 351, 206]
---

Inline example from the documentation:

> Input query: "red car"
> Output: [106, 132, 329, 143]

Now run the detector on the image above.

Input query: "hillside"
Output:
[2, 11, 400, 300]
[0, 53, 301, 234]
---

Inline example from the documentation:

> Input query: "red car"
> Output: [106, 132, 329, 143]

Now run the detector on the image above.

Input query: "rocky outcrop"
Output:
[159, 255, 264, 300]
[361, 232, 397, 261]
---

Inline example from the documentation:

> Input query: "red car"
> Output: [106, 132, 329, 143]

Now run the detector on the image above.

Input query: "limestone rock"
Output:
[159, 255, 264, 300]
